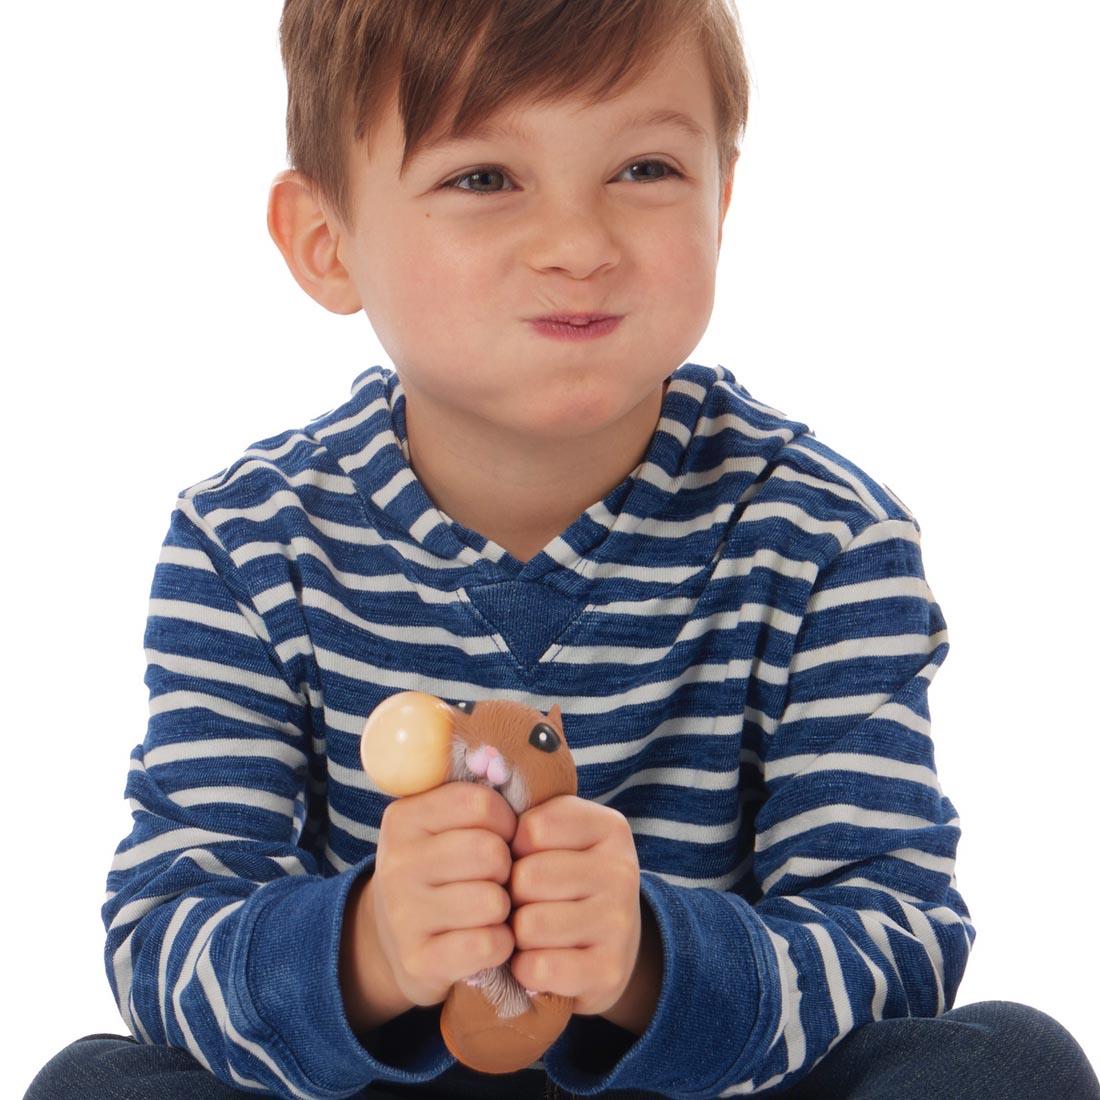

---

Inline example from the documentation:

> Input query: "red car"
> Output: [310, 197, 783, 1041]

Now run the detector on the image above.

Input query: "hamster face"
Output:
[446, 699, 578, 814]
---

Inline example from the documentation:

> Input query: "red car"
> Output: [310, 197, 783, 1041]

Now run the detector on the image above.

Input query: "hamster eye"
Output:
[452, 700, 476, 714]
[528, 722, 560, 753]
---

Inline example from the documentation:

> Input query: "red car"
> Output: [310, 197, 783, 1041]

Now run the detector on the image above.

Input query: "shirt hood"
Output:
[306, 360, 812, 605]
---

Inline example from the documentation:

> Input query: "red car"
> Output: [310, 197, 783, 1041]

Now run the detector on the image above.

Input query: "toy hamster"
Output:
[359, 690, 578, 1075]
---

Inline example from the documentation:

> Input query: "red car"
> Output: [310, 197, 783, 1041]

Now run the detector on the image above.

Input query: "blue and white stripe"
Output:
[102, 361, 975, 1098]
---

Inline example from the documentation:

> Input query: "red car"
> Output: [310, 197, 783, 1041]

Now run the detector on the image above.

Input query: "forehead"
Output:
[410, 105, 710, 166]
[363, 30, 715, 171]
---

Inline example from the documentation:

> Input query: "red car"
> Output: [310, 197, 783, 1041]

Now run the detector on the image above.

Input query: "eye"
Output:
[441, 158, 684, 198]
[528, 722, 561, 754]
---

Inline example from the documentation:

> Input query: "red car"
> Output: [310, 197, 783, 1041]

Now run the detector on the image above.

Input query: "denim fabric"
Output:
[23, 1000, 1100, 1100]
[773, 1000, 1100, 1100]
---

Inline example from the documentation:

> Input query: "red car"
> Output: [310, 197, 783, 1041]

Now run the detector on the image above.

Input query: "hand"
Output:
[368, 783, 518, 1011]
[506, 794, 642, 1018]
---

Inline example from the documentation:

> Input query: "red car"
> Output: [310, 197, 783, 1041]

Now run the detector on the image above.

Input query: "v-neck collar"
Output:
[310, 360, 730, 600]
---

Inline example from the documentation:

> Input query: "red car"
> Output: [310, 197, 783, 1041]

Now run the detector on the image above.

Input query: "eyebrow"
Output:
[409, 108, 708, 166]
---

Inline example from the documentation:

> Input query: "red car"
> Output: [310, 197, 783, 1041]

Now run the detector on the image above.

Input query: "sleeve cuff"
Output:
[543, 871, 776, 1097]
[229, 857, 458, 1095]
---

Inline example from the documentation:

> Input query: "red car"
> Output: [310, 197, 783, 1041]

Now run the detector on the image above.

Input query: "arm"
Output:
[103, 501, 453, 1099]
[542, 516, 977, 1097]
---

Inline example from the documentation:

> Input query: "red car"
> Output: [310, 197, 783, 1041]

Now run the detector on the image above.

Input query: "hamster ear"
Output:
[545, 703, 564, 736]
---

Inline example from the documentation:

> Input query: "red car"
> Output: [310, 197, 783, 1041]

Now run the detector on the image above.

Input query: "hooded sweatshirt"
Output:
[102, 360, 975, 1099]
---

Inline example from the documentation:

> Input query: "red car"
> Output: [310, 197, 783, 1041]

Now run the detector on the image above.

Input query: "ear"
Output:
[546, 703, 565, 737]
[717, 156, 737, 253]
[266, 169, 363, 315]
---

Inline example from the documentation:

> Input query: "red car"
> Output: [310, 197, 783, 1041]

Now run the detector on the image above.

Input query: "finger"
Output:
[511, 945, 600, 1001]
[511, 795, 608, 859]
[390, 781, 516, 844]
[423, 879, 512, 936]
[508, 849, 591, 905]
[423, 827, 512, 887]
[510, 847, 632, 906]
[511, 895, 612, 951]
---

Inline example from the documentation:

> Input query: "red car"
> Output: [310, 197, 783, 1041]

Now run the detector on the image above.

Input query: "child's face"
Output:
[289, 33, 733, 445]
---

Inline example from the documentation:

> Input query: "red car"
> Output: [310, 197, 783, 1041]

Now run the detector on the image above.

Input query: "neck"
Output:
[402, 377, 670, 563]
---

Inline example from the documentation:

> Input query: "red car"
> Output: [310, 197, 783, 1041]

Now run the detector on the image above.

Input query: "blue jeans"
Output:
[22, 1001, 1100, 1099]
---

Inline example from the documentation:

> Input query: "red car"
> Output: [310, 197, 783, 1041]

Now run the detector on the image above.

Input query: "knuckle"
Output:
[608, 904, 632, 935]
[477, 927, 497, 959]
[402, 948, 423, 980]
[380, 797, 406, 835]
[389, 900, 413, 937]
[617, 858, 638, 891]
[469, 782, 494, 818]
[607, 807, 630, 838]
[450, 782, 476, 818]
[525, 816, 545, 851]
[605, 849, 633, 884]
[379, 849, 408, 889]
[608, 811, 631, 844]
[479, 832, 502, 866]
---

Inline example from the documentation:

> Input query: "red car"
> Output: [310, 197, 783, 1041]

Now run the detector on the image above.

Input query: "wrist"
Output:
[339, 872, 414, 1035]
[600, 899, 662, 1037]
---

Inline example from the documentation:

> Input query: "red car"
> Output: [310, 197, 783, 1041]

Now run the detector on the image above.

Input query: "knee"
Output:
[950, 1000, 1099, 1097]
[954, 999, 1077, 1043]
[24, 1035, 136, 1100]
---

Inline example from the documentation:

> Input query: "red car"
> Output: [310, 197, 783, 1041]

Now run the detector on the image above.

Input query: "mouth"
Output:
[531, 311, 621, 326]
[527, 314, 623, 341]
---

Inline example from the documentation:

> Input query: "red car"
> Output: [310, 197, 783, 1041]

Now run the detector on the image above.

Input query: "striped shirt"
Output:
[102, 360, 976, 1098]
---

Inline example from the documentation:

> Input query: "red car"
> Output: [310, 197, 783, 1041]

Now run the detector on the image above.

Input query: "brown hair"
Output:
[278, 0, 751, 232]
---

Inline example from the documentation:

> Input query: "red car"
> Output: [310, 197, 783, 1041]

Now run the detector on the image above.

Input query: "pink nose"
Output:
[467, 744, 508, 786]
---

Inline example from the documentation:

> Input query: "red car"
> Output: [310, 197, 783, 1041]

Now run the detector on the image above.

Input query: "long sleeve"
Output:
[543, 515, 977, 1097]
[101, 501, 455, 1099]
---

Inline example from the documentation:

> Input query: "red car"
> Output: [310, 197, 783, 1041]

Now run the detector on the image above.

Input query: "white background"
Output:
[4, 1, 1098, 1094]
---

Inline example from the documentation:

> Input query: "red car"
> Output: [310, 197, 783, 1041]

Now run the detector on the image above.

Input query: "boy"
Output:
[25, 2, 1100, 1099]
